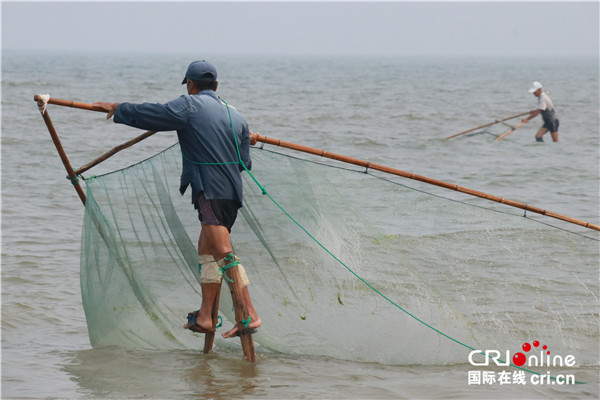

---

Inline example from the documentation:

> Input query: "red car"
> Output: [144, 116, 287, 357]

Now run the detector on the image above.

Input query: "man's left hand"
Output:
[250, 131, 259, 146]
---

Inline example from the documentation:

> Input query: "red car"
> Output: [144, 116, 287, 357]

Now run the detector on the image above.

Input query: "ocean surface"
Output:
[2, 50, 599, 399]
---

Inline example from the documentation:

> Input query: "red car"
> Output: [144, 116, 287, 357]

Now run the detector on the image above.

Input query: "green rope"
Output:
[241, 316, 251, 328]
[218, 252, 239, 283]
[218, 99, 584, 383]
[181, 151, 240, 166]
[221, 98, 268, 195]
[67, 173, 79, 186]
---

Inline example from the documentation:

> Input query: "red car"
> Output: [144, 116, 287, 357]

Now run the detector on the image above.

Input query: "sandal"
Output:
[184, 310, 215, 334]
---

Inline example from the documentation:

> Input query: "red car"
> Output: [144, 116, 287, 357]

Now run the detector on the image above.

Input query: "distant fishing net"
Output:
[81, 144, 599, 366]
[464, 129, 499, 138]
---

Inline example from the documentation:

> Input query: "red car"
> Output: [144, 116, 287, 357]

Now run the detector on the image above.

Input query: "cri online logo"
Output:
[469, 340, 576, 368]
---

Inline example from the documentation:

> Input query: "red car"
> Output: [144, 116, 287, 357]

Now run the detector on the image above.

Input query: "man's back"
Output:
[114, 90, 251, 205]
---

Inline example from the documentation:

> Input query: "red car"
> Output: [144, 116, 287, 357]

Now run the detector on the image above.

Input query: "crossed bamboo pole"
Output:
[35, 96, 88, 204]
[445, 111, 532, 140]
[34, 95, 159, 180]
[495, 119, 529, 141]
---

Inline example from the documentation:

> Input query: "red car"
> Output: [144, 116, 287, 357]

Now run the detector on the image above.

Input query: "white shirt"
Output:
[538, 92, 554, 111]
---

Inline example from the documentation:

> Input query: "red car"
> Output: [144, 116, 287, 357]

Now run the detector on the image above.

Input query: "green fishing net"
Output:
[81, 143, 598, 365]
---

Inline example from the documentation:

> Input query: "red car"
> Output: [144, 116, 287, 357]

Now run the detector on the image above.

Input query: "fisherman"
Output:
[93, 60, 261, 338]
[522, 81, 559, 142]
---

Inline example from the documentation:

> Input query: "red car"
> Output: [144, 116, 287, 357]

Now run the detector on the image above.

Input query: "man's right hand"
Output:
[93, 102, 119, 119]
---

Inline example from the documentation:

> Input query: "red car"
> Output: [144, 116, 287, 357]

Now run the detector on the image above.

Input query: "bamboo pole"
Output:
[445, 111, 532, 140]
[226, 267, 257, 362]
[251, 133, 600, 232]
[42, 96, 109, 113]
[75, 130, 157, 176]
[202, 285, 222, 354]
[35, 96, 87, 205]
[495, 119, 528, 141]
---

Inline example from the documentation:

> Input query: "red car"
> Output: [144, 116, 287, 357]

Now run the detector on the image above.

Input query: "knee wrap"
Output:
[199, 254, 222, 284]
[217, 254, 250, 288]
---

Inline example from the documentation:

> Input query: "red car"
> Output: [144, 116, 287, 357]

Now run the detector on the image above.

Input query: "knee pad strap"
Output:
[217, 254, 250, 287]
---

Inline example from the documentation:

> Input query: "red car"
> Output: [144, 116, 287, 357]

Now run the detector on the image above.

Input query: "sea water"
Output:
[2, 50, 599, 399]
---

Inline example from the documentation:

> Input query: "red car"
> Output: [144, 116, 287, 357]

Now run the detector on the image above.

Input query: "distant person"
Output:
[93, 60, 261, 338]
[522, 81, 559, 142]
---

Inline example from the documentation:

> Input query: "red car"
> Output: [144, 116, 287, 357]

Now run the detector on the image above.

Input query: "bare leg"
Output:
[535, 127, 549, 142]
[550, 131, 559, 142]
[184, 229, 222, 331]
[200, 223, 234, 258]
[183, 282, 220, 330]
[188, 224, 261, 336]
[222, 285, 262, 338]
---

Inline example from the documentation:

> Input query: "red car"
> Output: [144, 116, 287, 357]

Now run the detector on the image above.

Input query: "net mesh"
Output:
[81, 143, 598, 365]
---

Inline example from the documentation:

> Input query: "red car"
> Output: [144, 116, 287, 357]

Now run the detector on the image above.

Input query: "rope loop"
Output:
[67, 174, 79, 186]
[36, 94, 50, 115]
[218, 252, 239, 283]
[241, 316, 251, 328]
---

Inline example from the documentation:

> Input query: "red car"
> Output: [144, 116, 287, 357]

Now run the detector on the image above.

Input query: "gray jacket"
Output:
[114, 90, 251, 206]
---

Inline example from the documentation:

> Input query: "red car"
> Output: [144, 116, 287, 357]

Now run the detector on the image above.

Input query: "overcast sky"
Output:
[2, 1, 598, 57]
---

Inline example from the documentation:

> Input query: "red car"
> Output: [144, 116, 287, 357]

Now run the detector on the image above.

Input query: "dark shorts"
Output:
[541, 109, 559, 133]
[195, 193, 239, 232]
[543, 118, 559, 133]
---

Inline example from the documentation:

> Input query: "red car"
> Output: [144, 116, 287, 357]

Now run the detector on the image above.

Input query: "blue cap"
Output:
[181, 60, 217, 84]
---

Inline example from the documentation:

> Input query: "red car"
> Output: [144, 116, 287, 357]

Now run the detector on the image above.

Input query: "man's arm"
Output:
[94, 98, 189, 132]
[522, 109, 541, 123]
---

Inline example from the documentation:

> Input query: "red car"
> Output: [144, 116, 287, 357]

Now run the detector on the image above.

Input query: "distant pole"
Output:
[495, 120, 529, 141]
[445, 111, 532, 140]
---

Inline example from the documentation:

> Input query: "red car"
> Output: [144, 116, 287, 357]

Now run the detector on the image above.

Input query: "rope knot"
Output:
[36, 94, 50, 115]
[218, 253, 240, 283]
[67, 175, 79, 186]
[85, 175, 97, 183]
